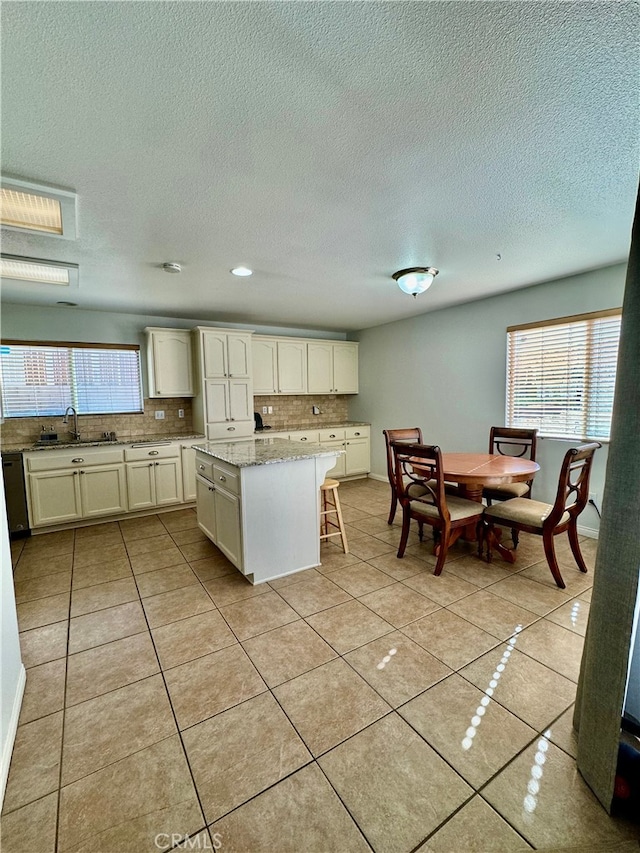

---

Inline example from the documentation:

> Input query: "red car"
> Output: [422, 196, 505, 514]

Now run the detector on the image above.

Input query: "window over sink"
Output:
[0, 340, 143, 418]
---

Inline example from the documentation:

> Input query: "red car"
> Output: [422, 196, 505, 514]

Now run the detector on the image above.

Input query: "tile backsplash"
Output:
[253, 395, 349, 429]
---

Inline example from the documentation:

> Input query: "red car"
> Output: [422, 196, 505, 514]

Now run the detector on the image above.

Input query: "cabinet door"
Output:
[196, 474, 216, 541]
[126, 461, 156, 510]
[154, 459, 183, 506]
[345, 438, 370, 475]
[80, 465, 128, 517]
[333, 343, 359, 394]
[323, 440, 347, 478]
[228, 379, 252, 422]
[227, 334, 251, 378]
[149, 331, 193, 397]
[205, 379, 230, 423]
[29, 470, 82, 527]
[307, 342, 334, 393]
[214, 485, 243, 570]
[202, 332, 228, 378]
[277, 341, 307, 393]
[181, 445, 197, 502]
[252, 338, 277, 394]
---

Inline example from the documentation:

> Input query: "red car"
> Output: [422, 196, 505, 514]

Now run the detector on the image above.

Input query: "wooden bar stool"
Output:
[319, 478, 349, 553]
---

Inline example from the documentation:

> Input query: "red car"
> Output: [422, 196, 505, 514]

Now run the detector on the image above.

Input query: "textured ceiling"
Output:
[1, 1, 638, 332]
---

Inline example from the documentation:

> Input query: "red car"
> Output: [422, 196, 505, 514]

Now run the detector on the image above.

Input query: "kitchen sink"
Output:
[33, 437, 119, 447]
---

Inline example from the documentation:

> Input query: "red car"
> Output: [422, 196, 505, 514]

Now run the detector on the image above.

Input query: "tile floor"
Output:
[2, 478, 639, 852]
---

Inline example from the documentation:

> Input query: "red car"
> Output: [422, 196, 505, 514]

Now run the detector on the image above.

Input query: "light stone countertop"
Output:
[5, 433, 206, 453]
[193, 437, 343, 467]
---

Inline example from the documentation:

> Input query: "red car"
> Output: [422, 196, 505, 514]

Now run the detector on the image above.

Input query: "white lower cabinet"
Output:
[181, 444, 197, 502]
[79, 465, 128, 518]
[214, 484, 242, 567]
[29, 469, 82, 527]
[125, 445, 183, 510]
[196, 474, 217, 541]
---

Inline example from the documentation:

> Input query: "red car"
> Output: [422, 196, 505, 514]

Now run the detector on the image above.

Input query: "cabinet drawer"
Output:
[318, 428, 345, 442]
[195, 455, 214, 481]
[212, 462, 240, 496]
[346, 426, 369, 440]
[207, 420, 254, 441]
[124, 443, 179, 462]
[26, 447, 124, 472]
[288, 431, 319, 443]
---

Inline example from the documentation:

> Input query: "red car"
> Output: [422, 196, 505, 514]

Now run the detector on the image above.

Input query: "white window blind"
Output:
[0, 341, 143, 418]
[506, 309, 621, 441]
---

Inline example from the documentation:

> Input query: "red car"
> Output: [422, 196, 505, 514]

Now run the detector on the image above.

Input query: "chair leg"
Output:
[568, 520, 588, 573]
[476, 518, 486, 559]
[542, 530, 566, 589]
[387, 485, 397, 525]
[418, 520, 424, 541]
[397, 508, 411, 558]
[485, 522, 494, 562]
[433, 523, 451, 576]
[511, 528, 520, 549]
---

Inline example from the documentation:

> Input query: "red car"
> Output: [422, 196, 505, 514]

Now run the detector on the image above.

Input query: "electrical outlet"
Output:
[589, 491, 598, 503]
[268, 406, 273, 414]
[154, 410, 165, 420]
[262, 406, 268, 414]
[178, 408, 184, 418]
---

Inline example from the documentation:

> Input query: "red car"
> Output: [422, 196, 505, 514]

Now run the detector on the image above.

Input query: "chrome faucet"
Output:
[63, 406, 81, 440]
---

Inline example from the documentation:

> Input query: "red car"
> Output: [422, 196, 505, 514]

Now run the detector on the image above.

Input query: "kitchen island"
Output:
[193, 437, 341, 584]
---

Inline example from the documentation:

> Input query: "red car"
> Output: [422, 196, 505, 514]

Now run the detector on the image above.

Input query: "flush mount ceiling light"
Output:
[0, 254, 79, 288]
[230, 266, 253, 277]
[0, 177, 78, 240]
[392, 266, 439, 297]
[162, 262, 182, 273]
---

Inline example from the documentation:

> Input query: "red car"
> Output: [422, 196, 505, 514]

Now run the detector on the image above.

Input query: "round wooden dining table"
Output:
[439, 453, 540, 502]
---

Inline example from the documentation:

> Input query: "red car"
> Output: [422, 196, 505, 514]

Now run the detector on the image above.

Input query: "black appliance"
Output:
[254, 411, 264, 430]
[2, 452, 30, 538]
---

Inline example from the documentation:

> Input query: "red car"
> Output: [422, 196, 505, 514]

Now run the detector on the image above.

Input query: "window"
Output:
[0, 340, 143, 418]
[506, 309, 621, 441]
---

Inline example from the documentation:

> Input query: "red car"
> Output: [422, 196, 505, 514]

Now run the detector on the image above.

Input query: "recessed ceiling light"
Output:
[231, 266, 253, 277]
[57, 301, 78, 307]
[0, 178, 77, 240]
[0, 254, 79, 287]
[162, 262, 182, 273]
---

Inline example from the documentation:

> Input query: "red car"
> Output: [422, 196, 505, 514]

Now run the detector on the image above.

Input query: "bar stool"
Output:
[319, 478, 349, 553]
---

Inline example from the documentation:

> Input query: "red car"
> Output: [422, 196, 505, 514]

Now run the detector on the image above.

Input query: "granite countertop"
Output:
[257, 420, 370, 432]
[4, 433, 206, 453]
[193, 437, 343, 467]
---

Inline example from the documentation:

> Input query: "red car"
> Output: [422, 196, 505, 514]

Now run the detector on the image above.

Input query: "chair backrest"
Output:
[383, 427, 423, 488]
[489, 426, 538, 461]
[391, 442, 450, 524]
[546, 442, 601, 528]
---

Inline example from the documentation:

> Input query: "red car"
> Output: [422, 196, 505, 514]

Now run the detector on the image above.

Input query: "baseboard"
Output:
[577, 524, 599, 539]
[0, 663, 26, 807]
[367, 473, 387, 483]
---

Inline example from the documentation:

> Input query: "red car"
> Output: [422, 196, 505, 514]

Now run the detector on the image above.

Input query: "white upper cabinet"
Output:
[252, 338, 278, 394]
[145, 328, 194, 397]
[308, 341, 358, 394]
[277, 340, 307, 394]
[332, 342, 359, 393]
[252, 336, 359, 396]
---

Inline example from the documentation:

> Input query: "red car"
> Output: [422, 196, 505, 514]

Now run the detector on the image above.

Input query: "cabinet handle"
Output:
[300, 437, 307, 441]
[227, 427, 236, 431]
[218, 475, 226, 482]
[72, 457, 84, 463]
[209, 486, 214, 492]
[329, 434, 336, 438]
[354, 432, 360, 436]
[198, 464, 206, 470]
[148, 450, 159, 456]
[155, 462, 160, 466]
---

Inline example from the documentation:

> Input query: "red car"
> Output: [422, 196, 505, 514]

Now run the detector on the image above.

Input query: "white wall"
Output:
[0, 477, 25, 805]
[349, 263, 627, 534]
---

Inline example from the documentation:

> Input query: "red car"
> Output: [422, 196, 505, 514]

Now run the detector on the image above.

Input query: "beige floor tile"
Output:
[492, 532, 546, 567]
[179, 539, 222, 562]
[14, 571, 72, 604]
[347, 535, 396, 561]
[170, 526, 208, 546]
[61, 674, 176, 785]
[152, 609, 236, 669]
[203, 572, 271, 607]
[403, 541, 440, 567]
[17, 592, 70, 631]
[241, 620, 337, 687]
[516, 619, 585, 682]
[482, 740, 638, 849]
[419, 794, 533, 851]
[268, 567, 323, 590]
[316, 546, 365, 573]
[73, 542, 128, 568]
[460, 647, 577, 731]
[159, 507, 198, 532]
[545, 598, 590, 637]
[119, 516, 167, 540]
[549, 705, 578, 759]
[209, 763, 370, 853]
[273, 657, 390, 757]
[165, 644, 266, 729]
[579, 586, 593, 603]
[125, 533, 175, 556]
[19, 620, 68, 668]
[2, 712, 63, 814]
[74, 521, 121, 540]
[70, 577, 138, 617]
[519, 558, 593, 595]
[488, 574, 572, 616]
[445, 553, 518, 588]
[319, 713, 472, 853]
[0, 791, 58, 853]
[142, 583, 216, 629]
[402, 610, 499, 670]
[372, 526, 422, 548]
[19, 658, 66, 724]
[135, 563, 198, 598]
[23, 529, 74, 554]
[349, 514, 397, 535]
[340, 504, 373, 522]
[58, 735, 203, 852]
[190, 554, 237, 582]
[358, 582, 440, 627]
[14, 552, 73, 581]
[400, 673, 536, 788]
[403, 570, 480, 606]
[72, 529, 124, 552]
[367, 551, 428, 581]
[447, 588, 539, 640]
[343, 521, 375, 542]
[275, 574, 352, 616]
[128, 545, 186, 575]
[71, 558, 132, 589]
[66, 632, 159, 706]
[219, 590, 299, 640]
[306, 599, 394, 654]
[345, 630, 452, 707]
[184, 692, 311, 824]
[68, 600, 147, 653]
[324, 561, 396, 596]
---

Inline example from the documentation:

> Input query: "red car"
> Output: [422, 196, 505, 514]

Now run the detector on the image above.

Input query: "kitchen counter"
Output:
[192, 437, 342, 467]
[258, 420, 370, 432]
[3, 433, 205, 453]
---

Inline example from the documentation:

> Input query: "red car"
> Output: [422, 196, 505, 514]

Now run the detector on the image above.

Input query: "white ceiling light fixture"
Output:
[0, 254, 79, 288]
[162, 262, 182, 273]
[231, 266, 253, 277]
[392, 266, 439, 298]
[0, 177, 78, 240]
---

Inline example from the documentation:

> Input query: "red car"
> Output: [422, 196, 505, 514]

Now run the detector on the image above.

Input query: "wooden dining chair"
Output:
[392, 442, 485, 576]
[484, 426, 538, 548]
[383, 427, 424, 524]
[482, 442, 600, 589]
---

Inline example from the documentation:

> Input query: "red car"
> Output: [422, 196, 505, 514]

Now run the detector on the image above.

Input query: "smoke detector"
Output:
[161, 262, 182, 274]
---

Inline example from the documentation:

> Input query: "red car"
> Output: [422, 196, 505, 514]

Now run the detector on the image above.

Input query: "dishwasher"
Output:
[2, 452, 30, 538]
